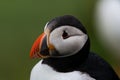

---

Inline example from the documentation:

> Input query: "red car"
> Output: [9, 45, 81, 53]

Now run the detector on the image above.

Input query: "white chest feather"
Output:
[30, 60, 95, 80]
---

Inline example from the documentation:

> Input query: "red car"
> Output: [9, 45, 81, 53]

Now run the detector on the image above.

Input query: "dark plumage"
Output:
[42, 52, 120, 80]
[47, 15, 87, 34]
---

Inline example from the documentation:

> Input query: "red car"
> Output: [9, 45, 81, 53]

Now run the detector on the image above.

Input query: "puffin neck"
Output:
[42, 39, 90, 72]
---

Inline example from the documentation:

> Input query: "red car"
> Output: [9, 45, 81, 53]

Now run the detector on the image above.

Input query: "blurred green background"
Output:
[0, 0, 119, 80]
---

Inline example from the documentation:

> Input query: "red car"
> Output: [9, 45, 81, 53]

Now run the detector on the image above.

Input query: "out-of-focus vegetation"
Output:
[0, 0, 119, 80]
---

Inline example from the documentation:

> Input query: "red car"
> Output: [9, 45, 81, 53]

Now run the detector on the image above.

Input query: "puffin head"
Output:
[30, 15, 90, 58]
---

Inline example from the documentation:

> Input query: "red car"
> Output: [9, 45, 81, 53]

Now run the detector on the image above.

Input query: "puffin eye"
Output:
[62, 30, 69, 39]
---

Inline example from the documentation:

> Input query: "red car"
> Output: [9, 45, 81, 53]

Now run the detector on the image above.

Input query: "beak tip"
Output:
[30, 50, 35, 58]
[30, 47, 41, 58]
[30, 52, 41, 58]
[30, 52, 34, 58]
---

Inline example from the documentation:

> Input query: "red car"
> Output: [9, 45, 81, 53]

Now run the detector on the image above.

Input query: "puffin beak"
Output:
[30, 33, 50, 58]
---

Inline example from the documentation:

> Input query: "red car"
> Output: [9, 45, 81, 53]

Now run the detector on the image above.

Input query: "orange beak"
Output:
[30, 33, 47, 58]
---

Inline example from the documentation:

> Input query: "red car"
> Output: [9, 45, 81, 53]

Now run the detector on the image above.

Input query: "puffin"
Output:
[30, 15, 120, 80]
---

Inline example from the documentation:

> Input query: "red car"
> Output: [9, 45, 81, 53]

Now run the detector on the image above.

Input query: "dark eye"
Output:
[62, 30, 69, 39]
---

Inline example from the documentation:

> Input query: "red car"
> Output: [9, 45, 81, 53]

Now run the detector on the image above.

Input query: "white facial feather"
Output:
[49, 26, 88, 57]
[30, 60, 95, 80]
[44, 22, 49, 31]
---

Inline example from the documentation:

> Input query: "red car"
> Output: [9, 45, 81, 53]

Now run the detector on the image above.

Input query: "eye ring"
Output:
[62, 30, 69, 39]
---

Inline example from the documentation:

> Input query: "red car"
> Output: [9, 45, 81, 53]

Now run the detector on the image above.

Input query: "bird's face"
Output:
[30, 15, 88, 58]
